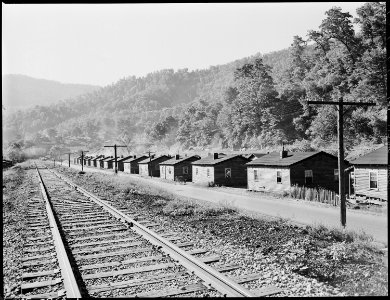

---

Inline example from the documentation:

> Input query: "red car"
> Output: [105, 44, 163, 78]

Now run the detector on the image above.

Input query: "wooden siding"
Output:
[160, 159, 197, 182]
[139, 164, 149, 177]
[290, 153, 339, 192]
[104, 161, 113, 169]
[123, 162, 131, 173]
[213, 160, 248, 186]
[192, 157, 248, 186]
[192, 166, 214, 184]
[247, 167, 291, 192]
[160, 165, 175, 180]
[139, 157, 170, 177]
[354, 166, 387, 200]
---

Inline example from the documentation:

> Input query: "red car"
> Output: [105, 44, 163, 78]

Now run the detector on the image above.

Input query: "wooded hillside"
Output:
[3, 3, 386, 161]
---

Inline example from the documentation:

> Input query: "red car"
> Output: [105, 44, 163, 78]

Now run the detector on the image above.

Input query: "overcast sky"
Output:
[2, 2, 364, 87]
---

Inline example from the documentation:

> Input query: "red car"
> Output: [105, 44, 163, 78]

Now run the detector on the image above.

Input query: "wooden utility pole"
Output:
[307, 97, 375, 227]
[80, 150, 89, 172]
[146, 150, 155, 178]
[104, 144, 127, 174]
[62, 152, 74, 168]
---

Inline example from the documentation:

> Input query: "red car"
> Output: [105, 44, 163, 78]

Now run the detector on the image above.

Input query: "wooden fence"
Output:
[289, 185, 339, 206]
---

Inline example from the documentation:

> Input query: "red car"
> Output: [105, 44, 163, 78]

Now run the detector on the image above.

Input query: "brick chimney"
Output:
[280, 144, 287, 159]
[213, 153, 218, 159]
[175, 154, 180, 160]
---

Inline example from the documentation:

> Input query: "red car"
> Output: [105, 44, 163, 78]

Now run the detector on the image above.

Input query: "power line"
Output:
[307, 98, 375, 228]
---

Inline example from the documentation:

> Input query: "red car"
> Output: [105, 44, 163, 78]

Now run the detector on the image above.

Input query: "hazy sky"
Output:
[2, 2, 365, 86]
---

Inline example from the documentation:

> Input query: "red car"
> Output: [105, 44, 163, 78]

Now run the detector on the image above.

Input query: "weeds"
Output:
[289, 185, 339, 206]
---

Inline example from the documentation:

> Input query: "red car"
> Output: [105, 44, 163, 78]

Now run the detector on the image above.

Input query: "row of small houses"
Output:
[74, 146, 388, 201]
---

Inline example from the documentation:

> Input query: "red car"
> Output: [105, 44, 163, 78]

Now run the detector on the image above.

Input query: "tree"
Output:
[6, 142, 25, 162]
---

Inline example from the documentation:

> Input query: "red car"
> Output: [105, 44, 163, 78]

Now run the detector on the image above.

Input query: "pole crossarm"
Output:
[307, 97, 375, 228]
[104, 144, 127, 174]
[307, 101, 376, 106]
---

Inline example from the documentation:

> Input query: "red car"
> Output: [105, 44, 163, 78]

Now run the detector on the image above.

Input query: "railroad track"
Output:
[24, 163, 281, 297]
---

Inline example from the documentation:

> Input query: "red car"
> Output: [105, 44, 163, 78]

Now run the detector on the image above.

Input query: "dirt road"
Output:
[69, 164, 387, 244]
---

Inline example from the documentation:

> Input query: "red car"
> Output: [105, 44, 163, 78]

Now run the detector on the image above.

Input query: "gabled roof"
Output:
[246, 151, 337, 167]
[101, 156, 114, 162]
[92, 155, 104, 161]
[122, 155, 148, 163]
[117, 155, 133, 162]
[138, 155, 171, 164]
[160, 155, 201, 165]
[351, 146, 388, 165]
[192, 154, 249, 166]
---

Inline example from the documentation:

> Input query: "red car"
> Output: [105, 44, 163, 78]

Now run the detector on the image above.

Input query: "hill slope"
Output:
[2, 74, 101, 111]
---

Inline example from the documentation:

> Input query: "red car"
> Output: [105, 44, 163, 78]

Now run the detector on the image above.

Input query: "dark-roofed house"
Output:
[247, 150, 341, 192]
[350, 146, 388, 201]
[99, 156, 112, 168]
[138, 155, 171, 177]
[123, 155, 148, 174]
[192, 153, 249, 186]
[103, 156, 115, 169]
[91, 155, 103, 167]
[97, 156, 106, 168]
[117, 155, 134, 172]
[86, 156, 93, 166]
[160, 155, 201, 182]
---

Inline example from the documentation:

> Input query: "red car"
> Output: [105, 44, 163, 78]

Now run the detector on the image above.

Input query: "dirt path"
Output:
[69, 164, 387, 245]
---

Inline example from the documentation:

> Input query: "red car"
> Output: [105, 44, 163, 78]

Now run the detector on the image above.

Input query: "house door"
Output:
[349, 172, 355, 196]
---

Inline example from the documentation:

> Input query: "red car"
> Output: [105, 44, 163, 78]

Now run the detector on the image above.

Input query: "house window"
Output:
[225, 168, 231, 178]
[207, 168, 210, 177]
[276, 171, 282, 183]
[369, 171, 378, 189]
[334, 169, 339, 181]
[183, 166, 188, 174]
[254, 170, 259, 182]
[196, 168, 198, 175]
[305, 170, 313, 184]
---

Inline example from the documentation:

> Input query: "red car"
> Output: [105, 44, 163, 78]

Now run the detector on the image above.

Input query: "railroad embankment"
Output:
[51, 163, 388, 296]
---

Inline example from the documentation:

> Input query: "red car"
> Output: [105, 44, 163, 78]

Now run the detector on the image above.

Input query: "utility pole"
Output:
[104, 144, 127, 174]
[307, 97, 375, 227]
[80, 150, 89, 172]
[146, 150, 155, 178]
[62, 152, 74, 168]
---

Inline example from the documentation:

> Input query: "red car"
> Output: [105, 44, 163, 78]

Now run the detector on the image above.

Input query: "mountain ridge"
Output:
[2, 74, 101, 111]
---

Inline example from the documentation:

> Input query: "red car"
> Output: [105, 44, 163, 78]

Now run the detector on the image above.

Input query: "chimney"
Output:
[280, 143, 287, 159]
[134, 155, 136, 158]
[121, 155, 123, 158]
[213, 153, 218, 160]
[175, 154, 180, 160]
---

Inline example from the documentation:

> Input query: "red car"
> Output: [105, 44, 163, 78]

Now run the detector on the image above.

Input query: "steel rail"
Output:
[35, 165, 82, 299]
[49, 168, 255, 297]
